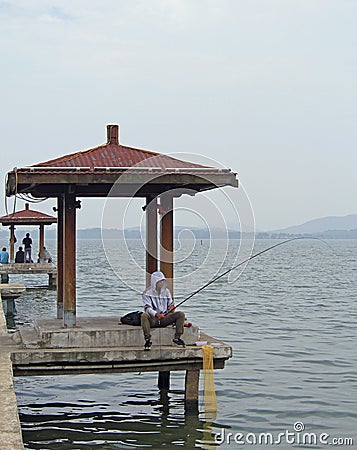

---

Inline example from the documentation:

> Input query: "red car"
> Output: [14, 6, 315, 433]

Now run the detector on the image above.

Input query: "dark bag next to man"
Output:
[120, 311, 143, 326]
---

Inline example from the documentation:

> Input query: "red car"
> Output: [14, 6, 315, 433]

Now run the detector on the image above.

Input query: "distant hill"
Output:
[272, 214, 357, 234]
[2, 214, 356, 242]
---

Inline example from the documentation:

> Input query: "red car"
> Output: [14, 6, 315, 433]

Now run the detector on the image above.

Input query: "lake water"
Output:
[8, 239, 357, 449]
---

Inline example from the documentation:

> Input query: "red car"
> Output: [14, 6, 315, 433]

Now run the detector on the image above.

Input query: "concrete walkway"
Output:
[0, 294, 24, 450]
[13, 318, 231, 377]
[0, 263, 56, 287]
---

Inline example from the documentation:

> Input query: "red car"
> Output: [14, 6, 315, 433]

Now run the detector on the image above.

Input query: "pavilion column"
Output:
[9, 225, 15, 262]
[57, 195, 64, 319]
[158, 194, 173, 390]
[146, 195, 158, 288]
[63, 192, 77, 327]
[160, 194, 174, 296]
[39, 223, 45, 261]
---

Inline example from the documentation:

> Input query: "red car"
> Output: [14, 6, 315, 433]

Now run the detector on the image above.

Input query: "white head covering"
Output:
[149, 271, 167, 296]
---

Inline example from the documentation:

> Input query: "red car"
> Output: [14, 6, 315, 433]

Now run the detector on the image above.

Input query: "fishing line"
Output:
[168, 236, 334, 313]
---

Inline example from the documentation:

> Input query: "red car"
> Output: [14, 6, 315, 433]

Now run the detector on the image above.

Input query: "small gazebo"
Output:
[5, 124, 238, 328]
[0, 203, 56, 262]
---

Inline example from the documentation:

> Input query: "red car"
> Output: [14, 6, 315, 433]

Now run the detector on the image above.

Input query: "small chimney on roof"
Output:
[25, 203, 29, 210]
[107, 124, 119, 144]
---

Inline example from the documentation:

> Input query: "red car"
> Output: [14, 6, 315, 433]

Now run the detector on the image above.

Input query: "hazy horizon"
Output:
[1, 211, 356, 237]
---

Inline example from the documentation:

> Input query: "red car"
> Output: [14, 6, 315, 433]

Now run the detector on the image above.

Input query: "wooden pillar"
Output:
[146, 195, 158, 288]
[57, 195, 64, 319]
[9, 225, 15, 262]
[39, 224, 45, 261]
[63, 193, 76, 327]
[158, 371, 170, 390]
[185, 369, 200, 411]
[160, 194, 174, 296]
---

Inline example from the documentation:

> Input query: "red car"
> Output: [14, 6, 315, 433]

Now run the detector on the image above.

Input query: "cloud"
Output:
[39, 6, 74, 23]
[0, 1, 11, 10]
[0, 2, 74, 28]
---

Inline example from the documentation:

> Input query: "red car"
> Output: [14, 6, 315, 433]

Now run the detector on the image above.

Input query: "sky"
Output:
[0, 0, 356, 232]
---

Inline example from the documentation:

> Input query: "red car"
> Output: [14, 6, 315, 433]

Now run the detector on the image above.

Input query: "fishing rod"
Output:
[169, 236, 331, 313]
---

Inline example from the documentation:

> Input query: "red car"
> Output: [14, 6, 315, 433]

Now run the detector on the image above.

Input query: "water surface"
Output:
[10, 239, 357, 449]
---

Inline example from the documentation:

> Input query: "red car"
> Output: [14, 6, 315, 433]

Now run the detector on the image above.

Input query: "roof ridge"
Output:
[33, 143, 109, 167]
[119, 144, 160, 157]
[33, 142, 162, 167]
[31, 142, 209, 169]
[119, 144, 208, 167]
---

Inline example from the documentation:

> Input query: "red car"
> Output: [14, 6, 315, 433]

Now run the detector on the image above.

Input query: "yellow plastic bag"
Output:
[202, 345, 218, 412]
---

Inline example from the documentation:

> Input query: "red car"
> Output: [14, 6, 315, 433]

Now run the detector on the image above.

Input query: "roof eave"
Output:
[0, 219, 57, 226]
[6, 170, 238, 198]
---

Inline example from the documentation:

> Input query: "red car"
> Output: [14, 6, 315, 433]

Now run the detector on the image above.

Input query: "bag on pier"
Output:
[120, 311, 143, 326]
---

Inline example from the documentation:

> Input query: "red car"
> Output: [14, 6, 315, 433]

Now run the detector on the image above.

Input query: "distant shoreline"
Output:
[1, 227, 357, 241]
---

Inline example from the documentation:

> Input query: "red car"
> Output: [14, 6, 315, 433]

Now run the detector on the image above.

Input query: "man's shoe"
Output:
[173, 337, 185, 347]
[144, 339, 152, 351]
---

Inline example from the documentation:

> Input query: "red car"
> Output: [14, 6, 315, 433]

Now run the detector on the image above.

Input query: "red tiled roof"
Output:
[5, 125, 238, 198]
[33, 133, 210, 171]
[0, 204, 56, 224]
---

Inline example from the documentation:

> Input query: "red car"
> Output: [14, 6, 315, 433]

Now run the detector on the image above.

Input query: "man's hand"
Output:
[168, 304, 176, 312]
[155, 312, 165, 319]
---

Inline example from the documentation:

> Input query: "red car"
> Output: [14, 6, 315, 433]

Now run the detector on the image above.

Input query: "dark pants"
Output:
[141, 311, 185, 340]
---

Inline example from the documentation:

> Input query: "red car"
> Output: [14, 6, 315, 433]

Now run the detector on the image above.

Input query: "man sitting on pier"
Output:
[141, 271, 186, 350]
[38, 246, 52, 263]
[0, 247, 9, 264]
[15, 246, 25, 263]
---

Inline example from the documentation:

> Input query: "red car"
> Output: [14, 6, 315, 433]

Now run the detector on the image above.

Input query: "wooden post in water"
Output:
[158, 371, 170, 390]
[158, 195, 174, 389]
[57, 195, 64, 319]
[39, 223, 45, 261]
[63, 192, 76, 327]
[9, 225, 15, 262]
[185, 369, 200, 411]
[160, 194, 174, 296]
[146, 195, 158, 288]
[48, 272, 55, 287]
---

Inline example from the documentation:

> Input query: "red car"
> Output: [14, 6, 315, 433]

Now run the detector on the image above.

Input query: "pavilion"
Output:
[0, 203, 56, 262]
[5, 124, 238, 328]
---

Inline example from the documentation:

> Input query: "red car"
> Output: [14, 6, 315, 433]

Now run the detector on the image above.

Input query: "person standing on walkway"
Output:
[22, 233, 33, 263]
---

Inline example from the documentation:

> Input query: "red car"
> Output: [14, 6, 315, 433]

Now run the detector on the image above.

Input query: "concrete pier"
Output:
[0, 263, 57, 287]
[13, 318, 232, 412]
[0, 284, 26, 317]
[0, 308, 232, 446]
[14, 318, 231, 376]
[31, 316, 200, 348]
[0, 294, 24, 450]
